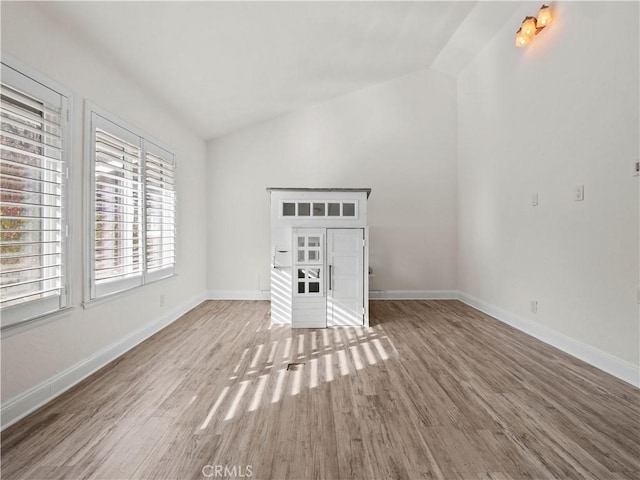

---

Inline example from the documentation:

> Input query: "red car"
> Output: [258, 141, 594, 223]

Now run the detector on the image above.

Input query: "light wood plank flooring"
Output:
[2, 300, 639, 479]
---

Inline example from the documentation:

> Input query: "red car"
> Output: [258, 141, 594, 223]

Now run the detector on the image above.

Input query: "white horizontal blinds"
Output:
[87, 108, 176, 301]
[144, 142, 175, 280]
[92, 114, 143, 297]
[0, 82, 65, 312]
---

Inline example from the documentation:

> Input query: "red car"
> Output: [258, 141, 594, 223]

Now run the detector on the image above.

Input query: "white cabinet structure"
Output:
[267, 188, 371, 328]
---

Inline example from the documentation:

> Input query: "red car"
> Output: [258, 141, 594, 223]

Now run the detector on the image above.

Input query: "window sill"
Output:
[1, 306, 76, 339]
[82, 272, 177, 310]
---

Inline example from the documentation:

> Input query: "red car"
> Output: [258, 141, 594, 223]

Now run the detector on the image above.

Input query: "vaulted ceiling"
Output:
[38, 1, 522, 140]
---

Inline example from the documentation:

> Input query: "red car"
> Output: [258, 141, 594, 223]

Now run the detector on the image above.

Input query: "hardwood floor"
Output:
[1, 300, 639, 479]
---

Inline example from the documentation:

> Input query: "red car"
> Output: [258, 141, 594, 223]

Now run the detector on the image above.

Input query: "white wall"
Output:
[1, 3, 208, 406]
[207, 69, 458, 297]
[457, 2, 639, 368]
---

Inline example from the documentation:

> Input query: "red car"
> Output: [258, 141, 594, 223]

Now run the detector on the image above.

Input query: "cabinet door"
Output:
[327, 229, 364, 326]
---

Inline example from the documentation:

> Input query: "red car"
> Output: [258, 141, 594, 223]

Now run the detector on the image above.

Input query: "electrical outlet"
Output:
[574, 185, 584, 201]
[160, 294, 165, 307]
[531, 192, 538, 206]
[530, 300, 538, 314]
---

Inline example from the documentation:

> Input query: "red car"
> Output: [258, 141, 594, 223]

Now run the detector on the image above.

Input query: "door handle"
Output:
[329, 265, 332, 290]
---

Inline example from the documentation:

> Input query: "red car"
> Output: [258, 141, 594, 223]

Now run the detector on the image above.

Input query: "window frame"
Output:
[293, 231, 325, 297]
[84, 103, 176, 305]
[0, 57, 73, 330]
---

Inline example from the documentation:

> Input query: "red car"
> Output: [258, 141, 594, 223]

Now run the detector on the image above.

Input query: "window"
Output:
[297, 268, 322, 294]
[294, 233, 323, 297]
[87, 107, 175, 301]
[327, 203, 340, 216]
[144, 143, 176, 281]
[282, 202, 295, 216]
[280, 201, 357, 219]
[298, 202, 310, 216]
[0, 62, 70, 328]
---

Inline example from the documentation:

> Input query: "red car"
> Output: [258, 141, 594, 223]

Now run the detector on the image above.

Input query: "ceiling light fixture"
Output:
[515, 4, 554, 47]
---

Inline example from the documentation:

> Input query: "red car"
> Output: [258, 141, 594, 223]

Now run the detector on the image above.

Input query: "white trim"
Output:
[82, 273, 178, 310]
[369, 290, 459, 300]
[363, 228, 369, 327]
[84, 101, 174, 154]
[1, 307, 75, 339]
[208, 290, 270, 301]
[0, 292, 207, 431]
[457, 291, 640, 388]
[0, 53, 73, 100]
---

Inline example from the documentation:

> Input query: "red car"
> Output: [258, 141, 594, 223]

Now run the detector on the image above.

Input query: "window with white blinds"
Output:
[88, 109, 175, 300]
[144, 144, 175, 282]
[0, 62, 70, 328]
[91, 117, 143, 298]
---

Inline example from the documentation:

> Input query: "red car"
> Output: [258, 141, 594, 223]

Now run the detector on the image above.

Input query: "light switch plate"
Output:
[574, 185, 584, 201]
[531, 192, 538, 206]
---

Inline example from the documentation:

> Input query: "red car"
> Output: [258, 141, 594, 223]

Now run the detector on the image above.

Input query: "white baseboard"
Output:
[457, 291, 640, 388]
[369, 290, 458, 300]
[0, 292, 207, 431]
[5, 290, 633, 431]
[207, 290, 270, 300]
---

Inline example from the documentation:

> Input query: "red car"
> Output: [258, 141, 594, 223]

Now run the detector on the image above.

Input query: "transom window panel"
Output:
[0, 62, 70, 327]
[281, 201, 357, 218]
[88, 107, 176, 301]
